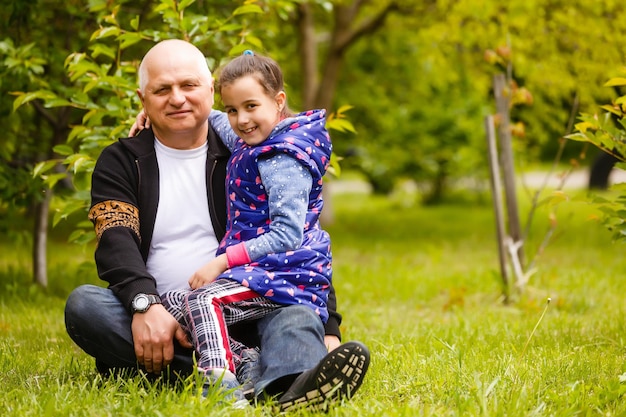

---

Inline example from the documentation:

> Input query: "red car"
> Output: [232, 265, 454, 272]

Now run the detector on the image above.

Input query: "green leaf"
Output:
[130, 16, 140, 31]
[83, 79, 100, 94]
[233, 5, 264, 16]
[154, 0, 176, 13]
[336, 104, 354, 114]
[74, 156, 94, 175]
[327, 118, 357, 133]
[564, 133, 586, 142]
[90, 44, 116, 60]
[87, 0, 108, 12]
[53, 145, 75, 156]
[45, 98, 74, 108]
[229, 44, 251, 56]
[246, 35, 264, 50]
[604, 77, 626, 87]
[90, 26, 120, 41]
[67, 126, 89, 144]
[217, 23, 242, 32]
[69, 229, 96, 245]
[548, 190, 569, 206]
[327, 152, 342, 178]
[178, 0, 195, 10]
[43, 173, 70, 189]
[12, 91, 56, 111]
[573, 120, 596, 133]
[118, 32, 145, 50]
[599, 104, 623, 117]
[32, 160, 59, 178]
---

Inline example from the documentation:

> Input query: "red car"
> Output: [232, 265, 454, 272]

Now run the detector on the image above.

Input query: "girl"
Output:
[161, 51, 333, 404]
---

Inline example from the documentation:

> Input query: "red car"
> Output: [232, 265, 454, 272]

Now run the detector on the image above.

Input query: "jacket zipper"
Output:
[135, 159, 141, 193]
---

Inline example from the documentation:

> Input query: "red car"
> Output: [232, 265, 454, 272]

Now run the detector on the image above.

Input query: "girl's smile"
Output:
[221, 75, 286, 146]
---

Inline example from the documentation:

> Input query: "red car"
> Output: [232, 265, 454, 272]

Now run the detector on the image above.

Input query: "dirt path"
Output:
[328, 168, 626, 195]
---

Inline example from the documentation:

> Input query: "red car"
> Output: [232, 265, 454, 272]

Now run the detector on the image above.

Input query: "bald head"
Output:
[138, 39, 212, 93]
[136, 39, 215, 149]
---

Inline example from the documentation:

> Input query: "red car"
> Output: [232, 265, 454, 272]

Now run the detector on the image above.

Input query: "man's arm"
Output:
[89, 144, 157, 310]
[90, 142, 191, 373]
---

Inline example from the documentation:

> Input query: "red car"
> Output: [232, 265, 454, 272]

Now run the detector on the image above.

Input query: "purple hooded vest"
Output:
[216, 109, 333, 322]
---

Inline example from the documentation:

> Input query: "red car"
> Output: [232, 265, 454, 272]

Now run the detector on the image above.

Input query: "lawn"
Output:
[1, 187, 625, 416]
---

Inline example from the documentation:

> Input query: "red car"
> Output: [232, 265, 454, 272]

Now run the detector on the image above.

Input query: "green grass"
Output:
[2, 189, 626, 416]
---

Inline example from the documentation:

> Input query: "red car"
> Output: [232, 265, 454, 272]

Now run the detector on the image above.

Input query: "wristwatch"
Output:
[131, 293, 161, 313]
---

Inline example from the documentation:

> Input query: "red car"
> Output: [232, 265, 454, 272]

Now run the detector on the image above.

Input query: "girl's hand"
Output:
[129, 109, 151, 136]
[188, 254, 229, 289]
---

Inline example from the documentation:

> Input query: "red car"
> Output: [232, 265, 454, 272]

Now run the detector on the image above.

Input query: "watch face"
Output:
[133, 294, 150, 311]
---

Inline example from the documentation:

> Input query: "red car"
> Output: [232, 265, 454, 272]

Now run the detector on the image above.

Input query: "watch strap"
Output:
[145, 294, 161, 304]
[132, 293, 162, 313]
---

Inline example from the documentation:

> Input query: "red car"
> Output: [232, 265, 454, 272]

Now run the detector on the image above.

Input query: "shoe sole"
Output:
[278, 341, 370, 412]
[242, 384, 255, 401]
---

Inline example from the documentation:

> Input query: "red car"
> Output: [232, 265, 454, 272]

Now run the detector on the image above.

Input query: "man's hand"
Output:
[324, 335, 341, 352]
[128, 109, 150, 136]
[131, 304, 192, 374]
[189, 253, 228, 289]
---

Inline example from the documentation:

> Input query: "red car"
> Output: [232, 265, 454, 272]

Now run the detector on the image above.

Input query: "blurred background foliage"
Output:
[333, 0, 626, 196]
[2, 0, 626, 283]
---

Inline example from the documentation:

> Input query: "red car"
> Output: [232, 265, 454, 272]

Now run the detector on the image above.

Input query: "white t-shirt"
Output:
[146, 138, 220, 294]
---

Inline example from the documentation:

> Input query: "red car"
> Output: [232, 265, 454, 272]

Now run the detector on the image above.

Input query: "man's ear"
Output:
[208, 79, 215, 106]
[136, 88, 144, 105]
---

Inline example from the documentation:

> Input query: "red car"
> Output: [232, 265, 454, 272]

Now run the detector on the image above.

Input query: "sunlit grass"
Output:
[1, 188, 625, 416]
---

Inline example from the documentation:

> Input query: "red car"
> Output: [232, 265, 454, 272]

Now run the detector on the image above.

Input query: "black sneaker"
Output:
[237, 348, 261, 400]
[277, 341, 370, 412]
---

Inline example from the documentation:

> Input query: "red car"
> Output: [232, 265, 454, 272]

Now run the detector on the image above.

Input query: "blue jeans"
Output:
[65, 285, 327, 395]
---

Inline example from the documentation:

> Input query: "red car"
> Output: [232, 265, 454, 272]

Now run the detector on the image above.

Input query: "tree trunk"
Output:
[297, 2, 319, 108]
[493, 74, 524, 267]
[30, 102, 70, 288]
[33, 188, 51, 287]
[296, 1, 401, 224]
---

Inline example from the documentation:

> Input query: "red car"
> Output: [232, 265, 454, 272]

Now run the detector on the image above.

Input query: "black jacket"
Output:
[88, 126, 341, 338]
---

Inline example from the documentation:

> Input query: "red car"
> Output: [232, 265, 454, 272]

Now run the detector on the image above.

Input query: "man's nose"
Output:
[169, 87, 186, 106]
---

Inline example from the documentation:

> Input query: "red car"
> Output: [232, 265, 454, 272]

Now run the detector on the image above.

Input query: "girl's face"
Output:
[221, 75, 286, 146]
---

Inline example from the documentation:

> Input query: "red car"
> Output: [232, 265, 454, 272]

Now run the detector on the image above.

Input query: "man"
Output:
[64, 39, 369, 411]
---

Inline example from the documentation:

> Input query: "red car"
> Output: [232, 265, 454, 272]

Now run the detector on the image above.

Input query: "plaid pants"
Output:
[162, 279, 282, 373]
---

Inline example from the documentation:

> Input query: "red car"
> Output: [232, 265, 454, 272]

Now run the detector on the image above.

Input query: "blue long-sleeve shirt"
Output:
[209, 110, 312, 261]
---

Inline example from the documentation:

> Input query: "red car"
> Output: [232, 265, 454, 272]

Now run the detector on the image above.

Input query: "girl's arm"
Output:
[227, 153, 311, 265]
[194, 154, 309, 286]
[208, 110, 239, 152]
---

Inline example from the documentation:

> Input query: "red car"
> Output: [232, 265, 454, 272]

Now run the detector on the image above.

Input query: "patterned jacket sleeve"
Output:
[89, 144, 158, 312]
[237, 154, 310, 260]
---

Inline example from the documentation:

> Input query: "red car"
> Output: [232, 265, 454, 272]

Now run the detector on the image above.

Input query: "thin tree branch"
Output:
[32, 100, 58, 127]
[333, 2, 399, 53]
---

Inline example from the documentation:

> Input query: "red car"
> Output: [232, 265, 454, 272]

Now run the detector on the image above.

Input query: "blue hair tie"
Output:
[243, 50, 254, 56]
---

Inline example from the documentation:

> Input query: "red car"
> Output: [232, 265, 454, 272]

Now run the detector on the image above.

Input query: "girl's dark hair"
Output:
[217, 53, 293, 118]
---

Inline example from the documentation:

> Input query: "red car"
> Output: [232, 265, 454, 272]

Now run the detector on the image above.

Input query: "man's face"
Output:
[138, 53, 214, 144]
